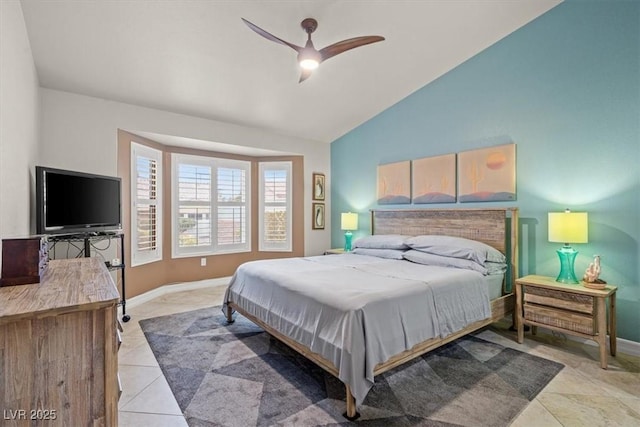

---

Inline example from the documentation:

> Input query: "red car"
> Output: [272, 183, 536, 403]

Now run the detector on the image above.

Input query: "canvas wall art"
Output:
[457, 143, 516, 202]
[377, 161, 411, 204]
[412, 154, 456, 204]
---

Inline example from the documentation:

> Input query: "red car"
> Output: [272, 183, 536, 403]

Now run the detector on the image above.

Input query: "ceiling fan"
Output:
[241, 17, 385, 82]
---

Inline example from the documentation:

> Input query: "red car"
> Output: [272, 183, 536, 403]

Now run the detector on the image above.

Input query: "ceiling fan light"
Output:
[299, 58, 319, 70]
[298, 47, 321, 70]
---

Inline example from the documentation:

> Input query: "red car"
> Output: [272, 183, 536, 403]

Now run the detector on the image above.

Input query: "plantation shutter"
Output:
[259, 161, 292, 251]
[177, 163, 212, 248]
[131, 143, 162, 266]
[217, 166, 247, 248]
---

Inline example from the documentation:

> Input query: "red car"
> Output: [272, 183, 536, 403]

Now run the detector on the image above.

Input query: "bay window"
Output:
[171, 153, 251, 257]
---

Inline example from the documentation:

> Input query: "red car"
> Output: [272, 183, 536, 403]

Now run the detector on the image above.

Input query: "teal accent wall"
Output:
[331, 1, 640, 342]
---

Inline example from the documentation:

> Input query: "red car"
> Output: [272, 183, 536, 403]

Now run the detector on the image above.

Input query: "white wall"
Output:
[0, 1, 41, 242]
[39, 88, 331, 255]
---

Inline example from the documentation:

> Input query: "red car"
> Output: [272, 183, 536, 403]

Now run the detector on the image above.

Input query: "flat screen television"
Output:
[36, 166, 122, 235]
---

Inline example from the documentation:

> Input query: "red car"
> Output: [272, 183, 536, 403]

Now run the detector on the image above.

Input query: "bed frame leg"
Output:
[225, 305, 235, 324]
[343, 384, 360, 421]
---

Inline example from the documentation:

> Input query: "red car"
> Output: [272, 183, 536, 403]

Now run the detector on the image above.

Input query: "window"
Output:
[259, 161, 292, 251]
[131, 143, 162, 266]
[172, 154, 251, 257]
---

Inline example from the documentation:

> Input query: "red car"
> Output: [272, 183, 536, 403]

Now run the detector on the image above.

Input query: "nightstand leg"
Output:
[610, 293, 617, 356]
[515, 283, 524, 343]
[596, 297, 608, 369]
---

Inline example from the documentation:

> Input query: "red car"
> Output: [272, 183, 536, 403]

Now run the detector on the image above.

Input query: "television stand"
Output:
[47, 230, 130, 322]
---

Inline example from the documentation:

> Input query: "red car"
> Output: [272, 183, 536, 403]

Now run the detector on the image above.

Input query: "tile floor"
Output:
[117, 282, 640, 426]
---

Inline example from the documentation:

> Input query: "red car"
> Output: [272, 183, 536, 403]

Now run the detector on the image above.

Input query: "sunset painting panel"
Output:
[412, 154, 456, 204]
[377, 161, 411, 204]
[458, 143, 516, 202]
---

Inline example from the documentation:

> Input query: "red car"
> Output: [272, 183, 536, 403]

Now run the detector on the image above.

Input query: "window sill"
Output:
[171, 248, 251, 259]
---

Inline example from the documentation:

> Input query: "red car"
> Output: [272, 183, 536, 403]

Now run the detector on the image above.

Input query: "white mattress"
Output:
[486, 272, 505, 300]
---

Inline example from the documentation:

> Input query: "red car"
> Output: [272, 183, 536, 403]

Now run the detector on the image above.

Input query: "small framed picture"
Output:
[312, 203, 325, 229]
[312, 173, 325, 201]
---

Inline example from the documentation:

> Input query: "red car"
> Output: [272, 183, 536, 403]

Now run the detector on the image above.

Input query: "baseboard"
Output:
[123, 276, 231, 309]
[615, 337, 640, 357]
[537, 326, 640, 358]
[568, 335, 640, 358]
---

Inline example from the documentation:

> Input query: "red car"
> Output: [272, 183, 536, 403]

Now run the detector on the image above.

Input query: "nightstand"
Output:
[324, 248, 346, 255]
[515, 275, 617, 369]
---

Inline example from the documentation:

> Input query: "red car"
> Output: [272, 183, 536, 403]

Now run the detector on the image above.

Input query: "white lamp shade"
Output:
[548, 211, 588, 243]
[341, 212, 358, 231]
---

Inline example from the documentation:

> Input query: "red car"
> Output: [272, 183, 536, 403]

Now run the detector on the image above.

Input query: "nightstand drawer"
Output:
[523, 285, 593, 314]
[524, 304, 595, 335]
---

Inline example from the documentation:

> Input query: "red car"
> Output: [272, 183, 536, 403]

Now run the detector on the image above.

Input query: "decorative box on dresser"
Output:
[0, 257, 121, 426]
[515, 274, 617, 369]
[0, 236, 48, 286]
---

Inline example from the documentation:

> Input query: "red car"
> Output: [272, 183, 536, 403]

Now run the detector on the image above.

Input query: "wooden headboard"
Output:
[371, 208, 519, 285]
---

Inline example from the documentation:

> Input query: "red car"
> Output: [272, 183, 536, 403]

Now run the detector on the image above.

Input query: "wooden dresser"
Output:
[0, 258, 121, 426]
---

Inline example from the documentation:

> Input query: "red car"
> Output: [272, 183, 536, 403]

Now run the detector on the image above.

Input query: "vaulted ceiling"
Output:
[20, 0, 561, 143]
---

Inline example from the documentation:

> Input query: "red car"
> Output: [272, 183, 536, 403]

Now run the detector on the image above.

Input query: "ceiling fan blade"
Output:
[319, 36, 385, 62]
[299, 68, 313, 83]
[241, 18, 302, 52]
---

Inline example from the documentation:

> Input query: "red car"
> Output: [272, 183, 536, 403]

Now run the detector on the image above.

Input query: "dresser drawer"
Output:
[524, 304, 595, 335]
[523, 285, 594, 314]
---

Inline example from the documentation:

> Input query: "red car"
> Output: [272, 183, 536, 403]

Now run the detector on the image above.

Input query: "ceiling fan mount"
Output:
[241, 17, 384, 82]
[300, 18, 318, 35]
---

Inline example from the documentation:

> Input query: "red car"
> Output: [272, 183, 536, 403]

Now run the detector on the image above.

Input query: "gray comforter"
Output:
[223, 254, 491, 405]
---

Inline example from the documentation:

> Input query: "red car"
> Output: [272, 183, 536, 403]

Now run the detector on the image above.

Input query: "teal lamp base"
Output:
[556, 245, 579, 284]
[344, 231, 353, 252]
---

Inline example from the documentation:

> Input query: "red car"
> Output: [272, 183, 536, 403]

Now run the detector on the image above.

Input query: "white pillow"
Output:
[486, 261, 508, 275]
[352, 234, 410, 250]
[351, 248, 407, 260]
[402, 250, 488, 275]
[405, 235, 506, 265]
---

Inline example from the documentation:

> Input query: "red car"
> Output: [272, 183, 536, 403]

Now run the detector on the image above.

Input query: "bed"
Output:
[223, 208, 518, 419]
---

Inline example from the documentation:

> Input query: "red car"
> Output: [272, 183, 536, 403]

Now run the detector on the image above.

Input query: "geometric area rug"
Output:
[140, 306, 564, 427]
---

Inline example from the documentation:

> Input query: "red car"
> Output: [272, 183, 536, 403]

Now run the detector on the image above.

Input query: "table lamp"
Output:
[341, 212, 358, 251]
[548, 209, 588, 284]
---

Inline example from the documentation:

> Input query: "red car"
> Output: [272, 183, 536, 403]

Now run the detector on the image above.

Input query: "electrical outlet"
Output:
[200, 257, 207, 267]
